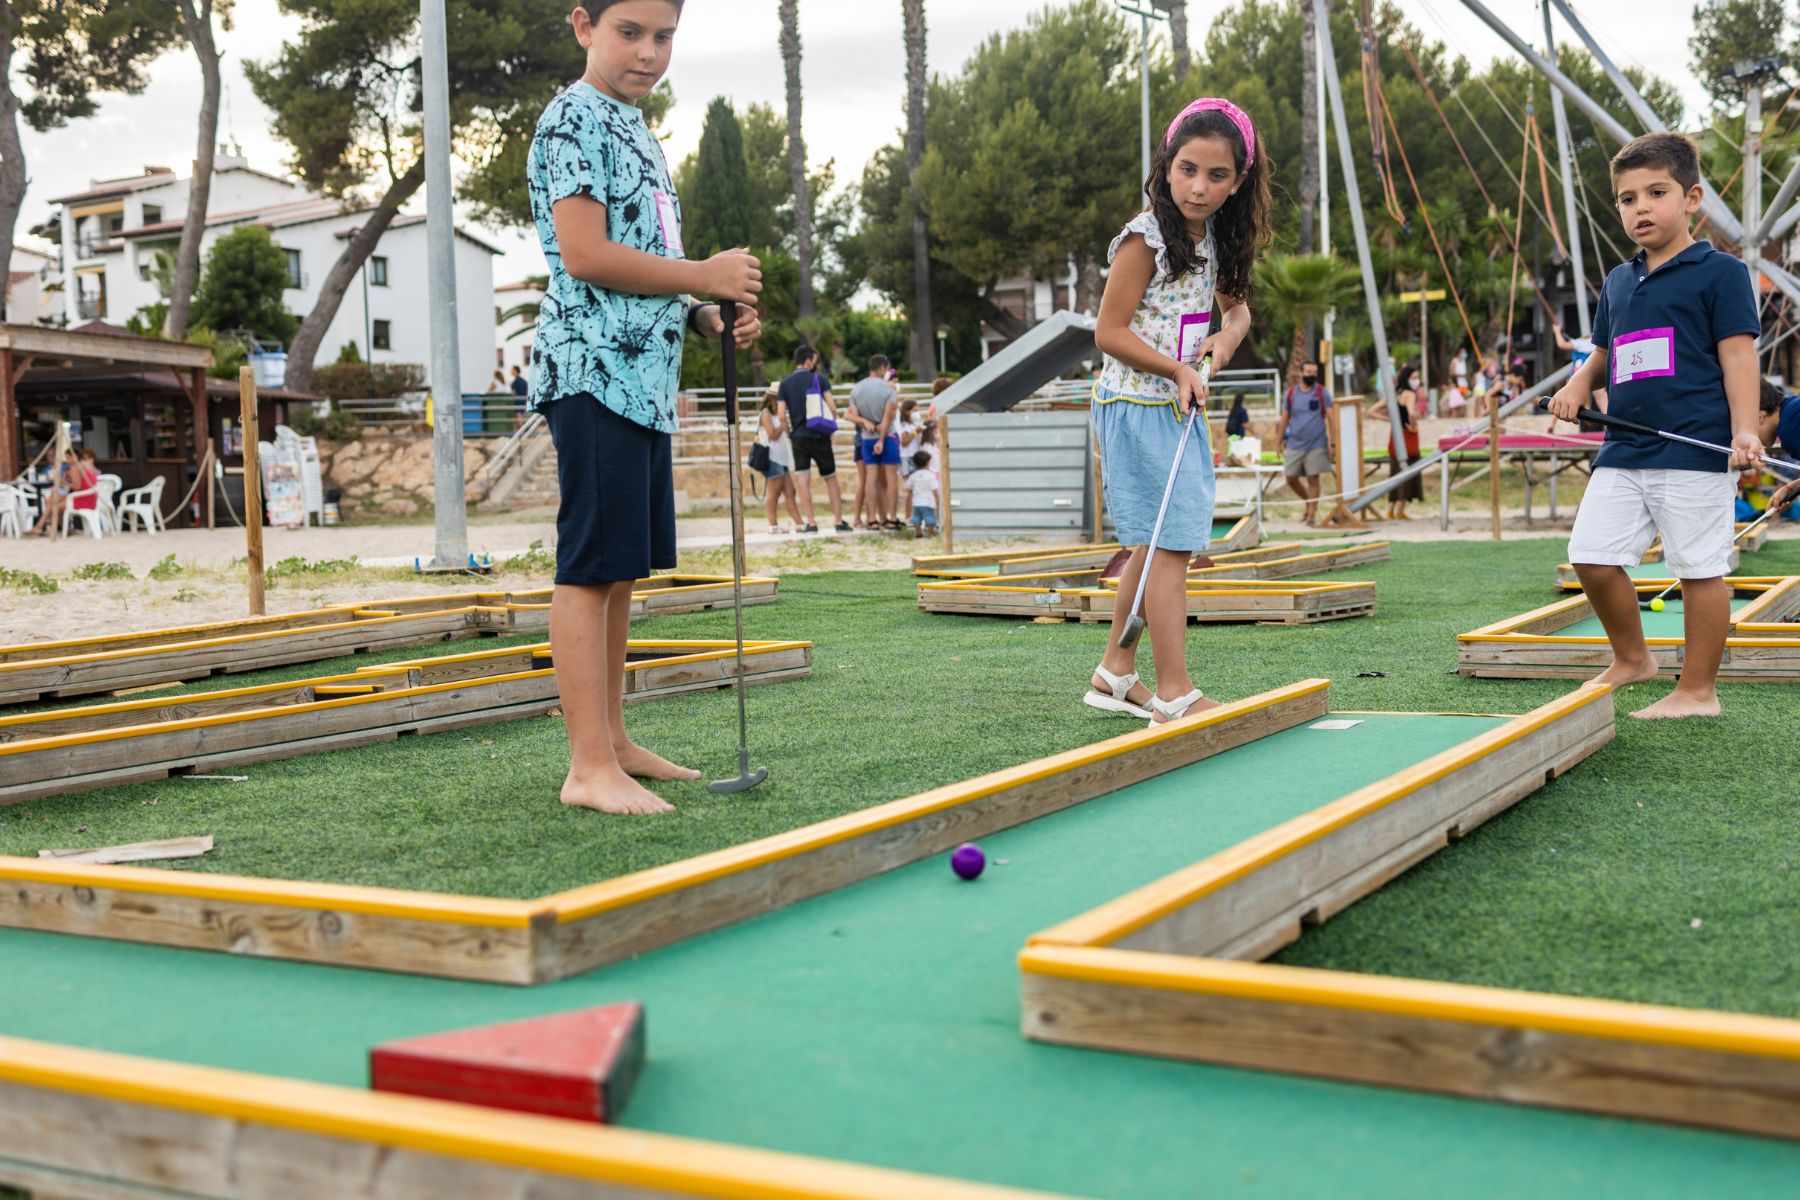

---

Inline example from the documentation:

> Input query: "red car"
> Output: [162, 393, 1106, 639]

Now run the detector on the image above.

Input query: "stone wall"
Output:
[316, 434, 497, 519]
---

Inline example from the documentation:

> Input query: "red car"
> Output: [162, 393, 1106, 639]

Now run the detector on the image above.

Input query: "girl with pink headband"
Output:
[1084, 97, 1272, 727]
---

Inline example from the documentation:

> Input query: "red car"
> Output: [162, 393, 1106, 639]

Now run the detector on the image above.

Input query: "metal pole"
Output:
[1463, 0, 1745, 244]
[1317, 4, 1334, 390]
[1542, 0, 1590, 332]
[1745, 81, 1764, 287]
[1139, 11, 1152, 188]
[1419, 291, 1428, 405]
[239, 367, 264, 615]
[420, 0, 468, 569]
[1315, 0, 1405, 467]
[1755, 159, 1800, 244]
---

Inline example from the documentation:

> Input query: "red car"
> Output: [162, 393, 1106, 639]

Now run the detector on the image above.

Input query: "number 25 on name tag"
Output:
[1612, 327, 1674, 384]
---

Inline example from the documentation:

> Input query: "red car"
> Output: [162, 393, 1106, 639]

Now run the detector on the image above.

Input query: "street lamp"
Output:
[936, 326, 948, 375]
[1117, 2, 1174, 187]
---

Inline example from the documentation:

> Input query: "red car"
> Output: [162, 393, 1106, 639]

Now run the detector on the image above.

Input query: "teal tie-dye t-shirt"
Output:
[527, 81, 686, 432]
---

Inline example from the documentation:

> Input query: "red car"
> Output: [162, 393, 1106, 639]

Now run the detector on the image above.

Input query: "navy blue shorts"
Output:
[544, 395, 675, 584]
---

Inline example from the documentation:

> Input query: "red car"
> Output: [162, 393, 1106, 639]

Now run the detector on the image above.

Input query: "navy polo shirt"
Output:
[1776, 393, 1800, 458]
[1590, 239, 1759, 472]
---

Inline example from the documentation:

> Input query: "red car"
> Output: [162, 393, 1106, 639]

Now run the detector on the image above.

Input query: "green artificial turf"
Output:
[10, 713, 1794, 1200]
[4, 536, 1800, 1020]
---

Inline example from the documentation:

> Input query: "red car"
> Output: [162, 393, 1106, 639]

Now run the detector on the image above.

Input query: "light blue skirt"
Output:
[1094, 390, 1216, 550]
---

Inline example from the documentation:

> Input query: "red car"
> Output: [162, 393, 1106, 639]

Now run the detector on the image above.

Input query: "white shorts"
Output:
[1567, 467, 1736, 579]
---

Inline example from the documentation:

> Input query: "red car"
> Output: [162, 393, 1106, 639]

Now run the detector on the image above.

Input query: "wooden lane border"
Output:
[0, 1035, 1065, 1200]
[0, 640, 814, 807]
[917, 577, 1376, 626]
[1457, 585, 1800, 680]
[1185, 541, 1391, 581]
[1552, 548, 1747, 589]
[1018, 687, 1800, 1139]
[0, 577, 780, 707]
[0, 680, 1330, 985]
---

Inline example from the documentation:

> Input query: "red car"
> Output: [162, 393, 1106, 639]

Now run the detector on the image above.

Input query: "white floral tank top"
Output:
[1096, 210, 1218, 407]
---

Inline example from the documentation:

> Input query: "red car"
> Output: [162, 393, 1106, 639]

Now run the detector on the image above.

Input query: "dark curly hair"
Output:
[1146, 107, 1272, 299]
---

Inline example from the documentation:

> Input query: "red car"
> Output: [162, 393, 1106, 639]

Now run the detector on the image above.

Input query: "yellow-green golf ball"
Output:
[1650, 597, 1666, 612]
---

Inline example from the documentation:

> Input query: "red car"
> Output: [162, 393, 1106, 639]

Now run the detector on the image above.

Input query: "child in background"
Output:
[758, 387, 802, 533]
[896, 398, 922, 475]
[529, 0, 762, 813]
[1086, 96, 1268, 726]
[918, 419, 941, 475]
[905, 449, 939, 536]
[1546, 131, 1762, 719]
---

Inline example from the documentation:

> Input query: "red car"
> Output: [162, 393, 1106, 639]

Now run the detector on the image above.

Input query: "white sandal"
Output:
[1084, 665, 1152, 719]
[1147, 689, 1207, 726]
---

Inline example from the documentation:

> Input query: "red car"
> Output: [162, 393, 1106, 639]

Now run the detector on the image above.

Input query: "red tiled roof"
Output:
[49, 171, 178, 206]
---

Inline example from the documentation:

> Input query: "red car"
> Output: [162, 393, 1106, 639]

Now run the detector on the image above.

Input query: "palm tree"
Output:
[779, 0, 814, 319]
[902, 0, 934, 381]
[1253, 253, 1362, 387]
[1298, 0, 1319, 256]
[1164, 1, 1189, 81]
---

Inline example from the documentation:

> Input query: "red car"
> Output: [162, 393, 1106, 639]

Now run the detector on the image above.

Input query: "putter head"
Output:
[708, 766, 768, 795]
[1116, 615, 1146, 651]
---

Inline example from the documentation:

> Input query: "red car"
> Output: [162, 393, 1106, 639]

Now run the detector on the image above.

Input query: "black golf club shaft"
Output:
[709, 299, 766, 792]
[1536, 398, 1800, 478]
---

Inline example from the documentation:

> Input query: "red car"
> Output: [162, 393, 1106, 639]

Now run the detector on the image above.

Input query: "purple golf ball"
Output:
[950, 843, 986, 881]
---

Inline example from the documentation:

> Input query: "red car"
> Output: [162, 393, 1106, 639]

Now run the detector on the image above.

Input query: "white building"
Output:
[493, 278, 543, 387]
[5, 242, 59, 326]
[45, 152, 500, 395]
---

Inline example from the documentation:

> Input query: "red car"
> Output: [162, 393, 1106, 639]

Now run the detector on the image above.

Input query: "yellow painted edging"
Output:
[545, 680, 1333, 923]
[1019, 945, 1800, 1064]
[0, 1036, 1058, 1200]
[0, 857, 540, 925]
[1028, 687, 1612, 950]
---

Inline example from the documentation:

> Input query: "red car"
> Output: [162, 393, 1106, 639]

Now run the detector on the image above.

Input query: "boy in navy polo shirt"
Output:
[529, 0, 762, 813]
[1548, 132, 1763, 718]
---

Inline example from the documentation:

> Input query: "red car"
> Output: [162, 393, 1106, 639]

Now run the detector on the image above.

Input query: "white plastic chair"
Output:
[13, 481, 37, 528]
[116, 476, 167, 534]
[99, 472, 124, 530]
[0, 485, 20, 538]
[61, 478, 118, 538]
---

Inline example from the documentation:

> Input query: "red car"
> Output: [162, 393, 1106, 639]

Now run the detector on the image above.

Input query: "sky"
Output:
[16, 0, 1714, 289]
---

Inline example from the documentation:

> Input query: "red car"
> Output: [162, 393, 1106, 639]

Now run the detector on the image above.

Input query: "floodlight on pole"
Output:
[1118, 2, 1173, 189]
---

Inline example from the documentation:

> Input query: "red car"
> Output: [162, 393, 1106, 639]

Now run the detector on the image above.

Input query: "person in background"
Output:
[1450, 347, 1470, 412]
[1275, 359, 1332, 526]
[905, 449, 939, 536]
[757, 385, 802, 533]
[1368, 365, 1423, 520]
[848, 354, 901, 530]
[1225, 392, 1250, 439]
[778, 344, 850, 533]
[510, 365, 529, 397]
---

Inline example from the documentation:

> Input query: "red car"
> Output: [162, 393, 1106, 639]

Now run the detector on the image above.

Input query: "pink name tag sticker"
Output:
[1611, 327, 1674, 385]
[653, 190, 683, 256]
[1177, 313, 1211, 364]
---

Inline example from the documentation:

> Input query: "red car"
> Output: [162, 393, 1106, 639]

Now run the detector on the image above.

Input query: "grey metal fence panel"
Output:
[945, 410, 1095, 539]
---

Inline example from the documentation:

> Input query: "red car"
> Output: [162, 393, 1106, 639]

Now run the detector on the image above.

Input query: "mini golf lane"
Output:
[1557, 595, 1757, 638]
[2, 714, 1793, 1198]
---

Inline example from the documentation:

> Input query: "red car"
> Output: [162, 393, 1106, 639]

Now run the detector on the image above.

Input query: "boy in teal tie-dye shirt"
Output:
[529, 0, 761, 814]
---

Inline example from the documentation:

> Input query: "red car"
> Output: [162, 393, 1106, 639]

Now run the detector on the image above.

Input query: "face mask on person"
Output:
[1302, 371, 1317, 384]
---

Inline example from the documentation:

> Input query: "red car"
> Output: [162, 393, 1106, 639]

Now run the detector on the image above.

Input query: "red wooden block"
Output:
[370, 1002, 645, 1124]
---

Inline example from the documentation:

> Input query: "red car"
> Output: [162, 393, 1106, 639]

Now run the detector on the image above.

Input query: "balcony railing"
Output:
[76, 298, 106, 321]
[76, 233, 121, 259]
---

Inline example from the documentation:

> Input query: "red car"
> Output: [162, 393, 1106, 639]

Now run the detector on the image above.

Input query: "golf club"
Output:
[709, 299, 769, 795]
[1537, 398, 1800, 478]
[1638, 499, 1784, 612]
[1117, 355, 1214, 651]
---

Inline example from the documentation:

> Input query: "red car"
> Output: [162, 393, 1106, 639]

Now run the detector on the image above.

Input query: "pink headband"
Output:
[1164, 97, 1256, 170]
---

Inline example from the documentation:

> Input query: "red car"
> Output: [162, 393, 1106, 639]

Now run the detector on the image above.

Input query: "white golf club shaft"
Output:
[1124, 358, 1214, 630]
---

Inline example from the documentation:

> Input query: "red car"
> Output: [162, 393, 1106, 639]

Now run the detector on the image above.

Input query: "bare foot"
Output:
[1092, 671, 1153, 709]
[561, 768, 676, 814]
[1589, 656, 1661, 689]
[614, 741, 703, 781]
[1631, 690, 1721, 720]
